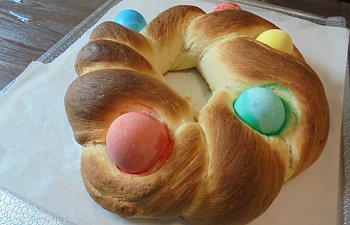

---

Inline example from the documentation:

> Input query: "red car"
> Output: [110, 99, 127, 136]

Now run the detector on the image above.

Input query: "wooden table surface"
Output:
[0, 0, 349, 90]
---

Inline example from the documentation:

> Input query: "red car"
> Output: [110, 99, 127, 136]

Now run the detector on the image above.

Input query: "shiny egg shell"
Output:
[233, 87, 286, 135]
[114, 9, 147, 32]
[106, 112, 172, 174]
[256, 29, 294, 54]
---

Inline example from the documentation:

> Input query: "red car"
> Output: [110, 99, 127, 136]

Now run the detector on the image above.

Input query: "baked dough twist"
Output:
[64, 5, 329, 225]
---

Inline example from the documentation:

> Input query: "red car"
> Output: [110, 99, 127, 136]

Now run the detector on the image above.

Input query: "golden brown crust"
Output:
[90, 21, 154, 59]
[65, 5, 330, 225]
[81, 122, 207, 218]
[184, 90, 286, 225]
[185, 10, 304, 61]
[145, 5, 205, 43]
[64, 69, 194, 144]
[198, 37, 329, 178]
[194, 10, 276, 39]
[75, 40, 158, 78]
[183, 10, 276, 58]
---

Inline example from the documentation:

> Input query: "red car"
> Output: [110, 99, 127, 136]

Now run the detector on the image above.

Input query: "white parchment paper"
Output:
[0, 0, 349, 224]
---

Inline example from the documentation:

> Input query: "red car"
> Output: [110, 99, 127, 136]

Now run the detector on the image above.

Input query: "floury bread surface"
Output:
[64, 5, 329, 225]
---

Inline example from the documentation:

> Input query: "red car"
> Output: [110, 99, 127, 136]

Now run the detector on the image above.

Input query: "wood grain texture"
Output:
[341, 1, 350, 27]
[265, 0, 350, 28]
[0, 0, 106, 89]
[264, 0, 340, 17]
[0, 0, 349, 90]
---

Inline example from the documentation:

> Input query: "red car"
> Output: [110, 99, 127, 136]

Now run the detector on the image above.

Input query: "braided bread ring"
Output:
[64, 5, 329, 225]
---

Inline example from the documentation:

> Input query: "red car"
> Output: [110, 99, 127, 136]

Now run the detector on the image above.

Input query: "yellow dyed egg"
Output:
[256, 29, 294, 54]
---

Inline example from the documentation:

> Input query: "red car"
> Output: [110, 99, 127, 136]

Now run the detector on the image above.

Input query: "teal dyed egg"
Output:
[114, 9, 147, 32]
[233, 87, 285, 135]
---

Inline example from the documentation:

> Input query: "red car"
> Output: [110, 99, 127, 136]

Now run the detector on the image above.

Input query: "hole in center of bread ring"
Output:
[164, 68, 212, 113]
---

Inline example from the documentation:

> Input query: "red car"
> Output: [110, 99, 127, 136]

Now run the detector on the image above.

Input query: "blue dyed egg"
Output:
[233, 87, 285, 135]
[114, 9, 147, 32]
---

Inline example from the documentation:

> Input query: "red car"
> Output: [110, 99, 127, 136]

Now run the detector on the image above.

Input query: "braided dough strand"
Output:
[64, 5, 329, 225]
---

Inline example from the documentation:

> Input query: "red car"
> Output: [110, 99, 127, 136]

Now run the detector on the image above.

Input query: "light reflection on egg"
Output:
[114, 9, 147, 32]
[233, 87, 286, 135]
